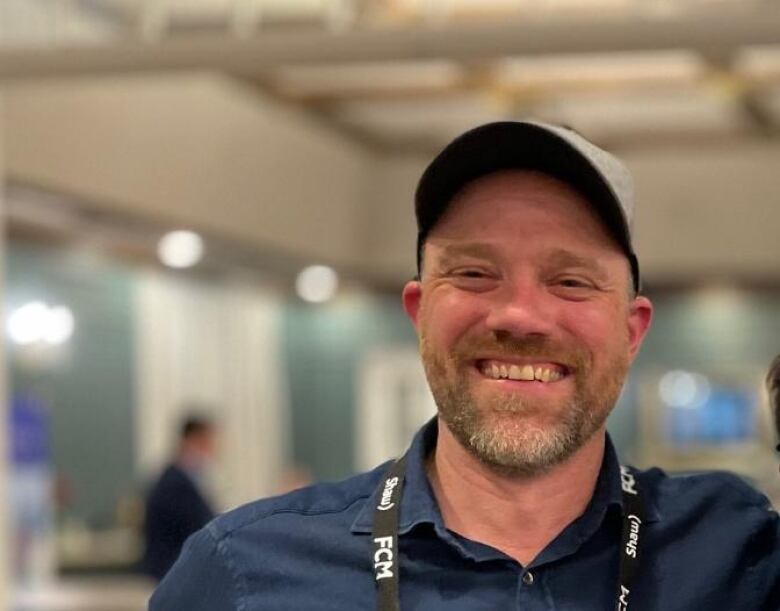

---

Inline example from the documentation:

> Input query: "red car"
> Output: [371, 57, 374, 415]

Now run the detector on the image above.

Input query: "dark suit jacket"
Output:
[142, 464, 215, 580]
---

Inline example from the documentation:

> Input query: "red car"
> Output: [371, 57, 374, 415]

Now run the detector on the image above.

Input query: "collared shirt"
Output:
[150, 419, 780, 610]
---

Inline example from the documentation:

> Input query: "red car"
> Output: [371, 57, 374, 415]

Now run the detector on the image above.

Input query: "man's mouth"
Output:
[475, 359, 569, 383]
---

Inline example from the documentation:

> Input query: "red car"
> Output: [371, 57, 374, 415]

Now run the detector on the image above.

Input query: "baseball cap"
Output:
[414, 120, 641, 293]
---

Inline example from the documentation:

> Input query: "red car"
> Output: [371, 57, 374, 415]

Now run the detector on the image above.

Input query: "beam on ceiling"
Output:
[1, 7, 779, 80]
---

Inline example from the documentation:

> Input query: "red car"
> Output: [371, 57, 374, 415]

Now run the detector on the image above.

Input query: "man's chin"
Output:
[469, 397, 565, 425]
[444, 414, 567, 471]
[464, 431, 575, 477]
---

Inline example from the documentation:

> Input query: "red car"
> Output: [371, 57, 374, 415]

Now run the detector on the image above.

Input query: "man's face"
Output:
[186, 427, 219, 465]
[403, 170, 652, 475]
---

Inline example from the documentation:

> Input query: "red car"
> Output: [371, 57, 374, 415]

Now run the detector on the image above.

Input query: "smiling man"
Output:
[150, 122, 779, 611]
[403, 165, 651, 570]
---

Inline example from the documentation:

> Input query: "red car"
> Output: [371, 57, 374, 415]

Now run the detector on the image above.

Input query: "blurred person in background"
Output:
[141, 415, 217, 581]
[150, 122, 780, 610]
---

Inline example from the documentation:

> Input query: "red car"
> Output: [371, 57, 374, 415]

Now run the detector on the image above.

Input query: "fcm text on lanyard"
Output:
[371, 454, 647, 611]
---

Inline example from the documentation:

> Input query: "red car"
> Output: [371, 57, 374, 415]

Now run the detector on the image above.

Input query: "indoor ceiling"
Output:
[1, 0, 779, 152]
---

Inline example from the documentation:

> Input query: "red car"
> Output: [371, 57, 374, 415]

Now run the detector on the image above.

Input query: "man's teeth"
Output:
[484, 362, 564, 382]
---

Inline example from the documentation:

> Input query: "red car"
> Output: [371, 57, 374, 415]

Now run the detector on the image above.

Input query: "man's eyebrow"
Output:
[545, 249, 609, 279]
[438, 243, 499, 259]
[433, 243, 499, 268]
[428, 244, 612, 279]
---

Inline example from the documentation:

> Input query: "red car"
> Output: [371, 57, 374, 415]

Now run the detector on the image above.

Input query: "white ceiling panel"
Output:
[272, 60, 463, 97]
[164, 0, 327, 19]
[388, 0, 635, 20]
[334, 93, 505, 144]
[547, 88, 745, 137]
[734, 45, 780, 81]
[760, 85, 780, 115]
[495, 50, 706, 89]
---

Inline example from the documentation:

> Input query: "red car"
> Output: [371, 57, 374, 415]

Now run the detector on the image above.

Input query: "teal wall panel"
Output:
[7, 244, 136, 526]
[612, 288, 780, 456]
[283, 295, 417, 481]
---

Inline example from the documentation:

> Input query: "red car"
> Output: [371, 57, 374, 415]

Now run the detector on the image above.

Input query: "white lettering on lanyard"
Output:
[625, 514, 642, 559]
[377, 477, 399, 511]
[373, 536, 394, 580]
[620, 465, 638, 496]
[617, 584, 630, 610]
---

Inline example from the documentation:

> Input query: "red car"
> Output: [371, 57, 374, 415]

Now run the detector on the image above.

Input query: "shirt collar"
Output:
[351, 417, 659, 535]
[351, 417, 442, 534]
[594, 429, 659, 525]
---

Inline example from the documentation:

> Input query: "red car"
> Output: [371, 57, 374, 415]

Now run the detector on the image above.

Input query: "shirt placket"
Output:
[514, 565, 554, 610]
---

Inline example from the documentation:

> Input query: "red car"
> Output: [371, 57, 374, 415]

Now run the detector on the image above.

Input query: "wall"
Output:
[283, 292, 417, 481]
[362, 141, 780, 285]
[0, 92, 10, 611]
[357, 154, 424, 283]
[629, 142, 780, 281]
[2, 73, 370, 267]
[7, 243, 136, 526]
[4, 76, 779, 287]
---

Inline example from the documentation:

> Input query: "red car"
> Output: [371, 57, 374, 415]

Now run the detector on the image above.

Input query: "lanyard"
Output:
[372, 454, 647, 611]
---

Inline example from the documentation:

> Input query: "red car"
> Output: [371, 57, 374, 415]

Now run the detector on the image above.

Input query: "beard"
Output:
[420, 330, 629, 477]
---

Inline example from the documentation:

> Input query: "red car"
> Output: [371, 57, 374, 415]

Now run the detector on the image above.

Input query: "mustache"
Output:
[451, 333, 588, 370]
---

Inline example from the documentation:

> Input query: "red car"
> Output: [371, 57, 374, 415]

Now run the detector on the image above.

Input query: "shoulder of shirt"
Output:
[203, 459, 393, 543]
[634, 464, 775, 518]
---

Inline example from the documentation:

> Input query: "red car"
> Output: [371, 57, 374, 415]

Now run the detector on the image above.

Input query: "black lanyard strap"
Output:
[372, 456, 647, 611]
[617, 465, 647, 611]
[372, 455, 408, 611]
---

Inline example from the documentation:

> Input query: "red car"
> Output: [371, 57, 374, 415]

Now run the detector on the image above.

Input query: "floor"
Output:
[12, 576, 154, 611]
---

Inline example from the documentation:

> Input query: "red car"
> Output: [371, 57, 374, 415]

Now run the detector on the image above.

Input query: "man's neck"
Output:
[427, 418, 607, 566]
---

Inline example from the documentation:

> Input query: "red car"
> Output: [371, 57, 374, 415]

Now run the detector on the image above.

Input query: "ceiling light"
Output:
[157, 230, 204, 269]
[7, 302, 76, 346]
[42, 306, 75, 345]
[659, 370, 711, 409]
[296, 265, 339, 303]
[8, 302, 48, 346]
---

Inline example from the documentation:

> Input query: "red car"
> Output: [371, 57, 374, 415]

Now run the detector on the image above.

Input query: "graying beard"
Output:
[465, 417, 586, 477]
[441, 390, 605, 477]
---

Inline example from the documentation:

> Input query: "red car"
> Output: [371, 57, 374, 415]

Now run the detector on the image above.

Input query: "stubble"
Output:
[420, 331, 629, 476]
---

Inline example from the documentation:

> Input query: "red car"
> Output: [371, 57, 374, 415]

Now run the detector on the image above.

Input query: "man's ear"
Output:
[402, 280, 423, 331]
[627, 295, 653, 361]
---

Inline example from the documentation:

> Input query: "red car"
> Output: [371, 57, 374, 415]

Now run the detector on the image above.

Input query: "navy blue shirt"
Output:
[150, 419, 780, 610]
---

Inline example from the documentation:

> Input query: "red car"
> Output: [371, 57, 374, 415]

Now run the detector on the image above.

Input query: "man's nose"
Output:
[483, 282, 555, 339]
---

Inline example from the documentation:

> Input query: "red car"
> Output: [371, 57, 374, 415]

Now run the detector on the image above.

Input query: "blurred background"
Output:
[0, 0, 779, 609]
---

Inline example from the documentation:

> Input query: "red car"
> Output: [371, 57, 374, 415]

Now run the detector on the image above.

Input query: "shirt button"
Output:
[522, 571, 534, 586]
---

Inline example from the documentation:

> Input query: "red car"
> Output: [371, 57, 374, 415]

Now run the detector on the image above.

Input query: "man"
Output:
[142, 416, 217, 581]
[150, 122, 779, 610]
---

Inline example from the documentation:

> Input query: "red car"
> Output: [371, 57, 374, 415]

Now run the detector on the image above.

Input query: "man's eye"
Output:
[446, 268, 497, 291]
[457, 269, 488, 278]
[557, 277, 592, 288]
